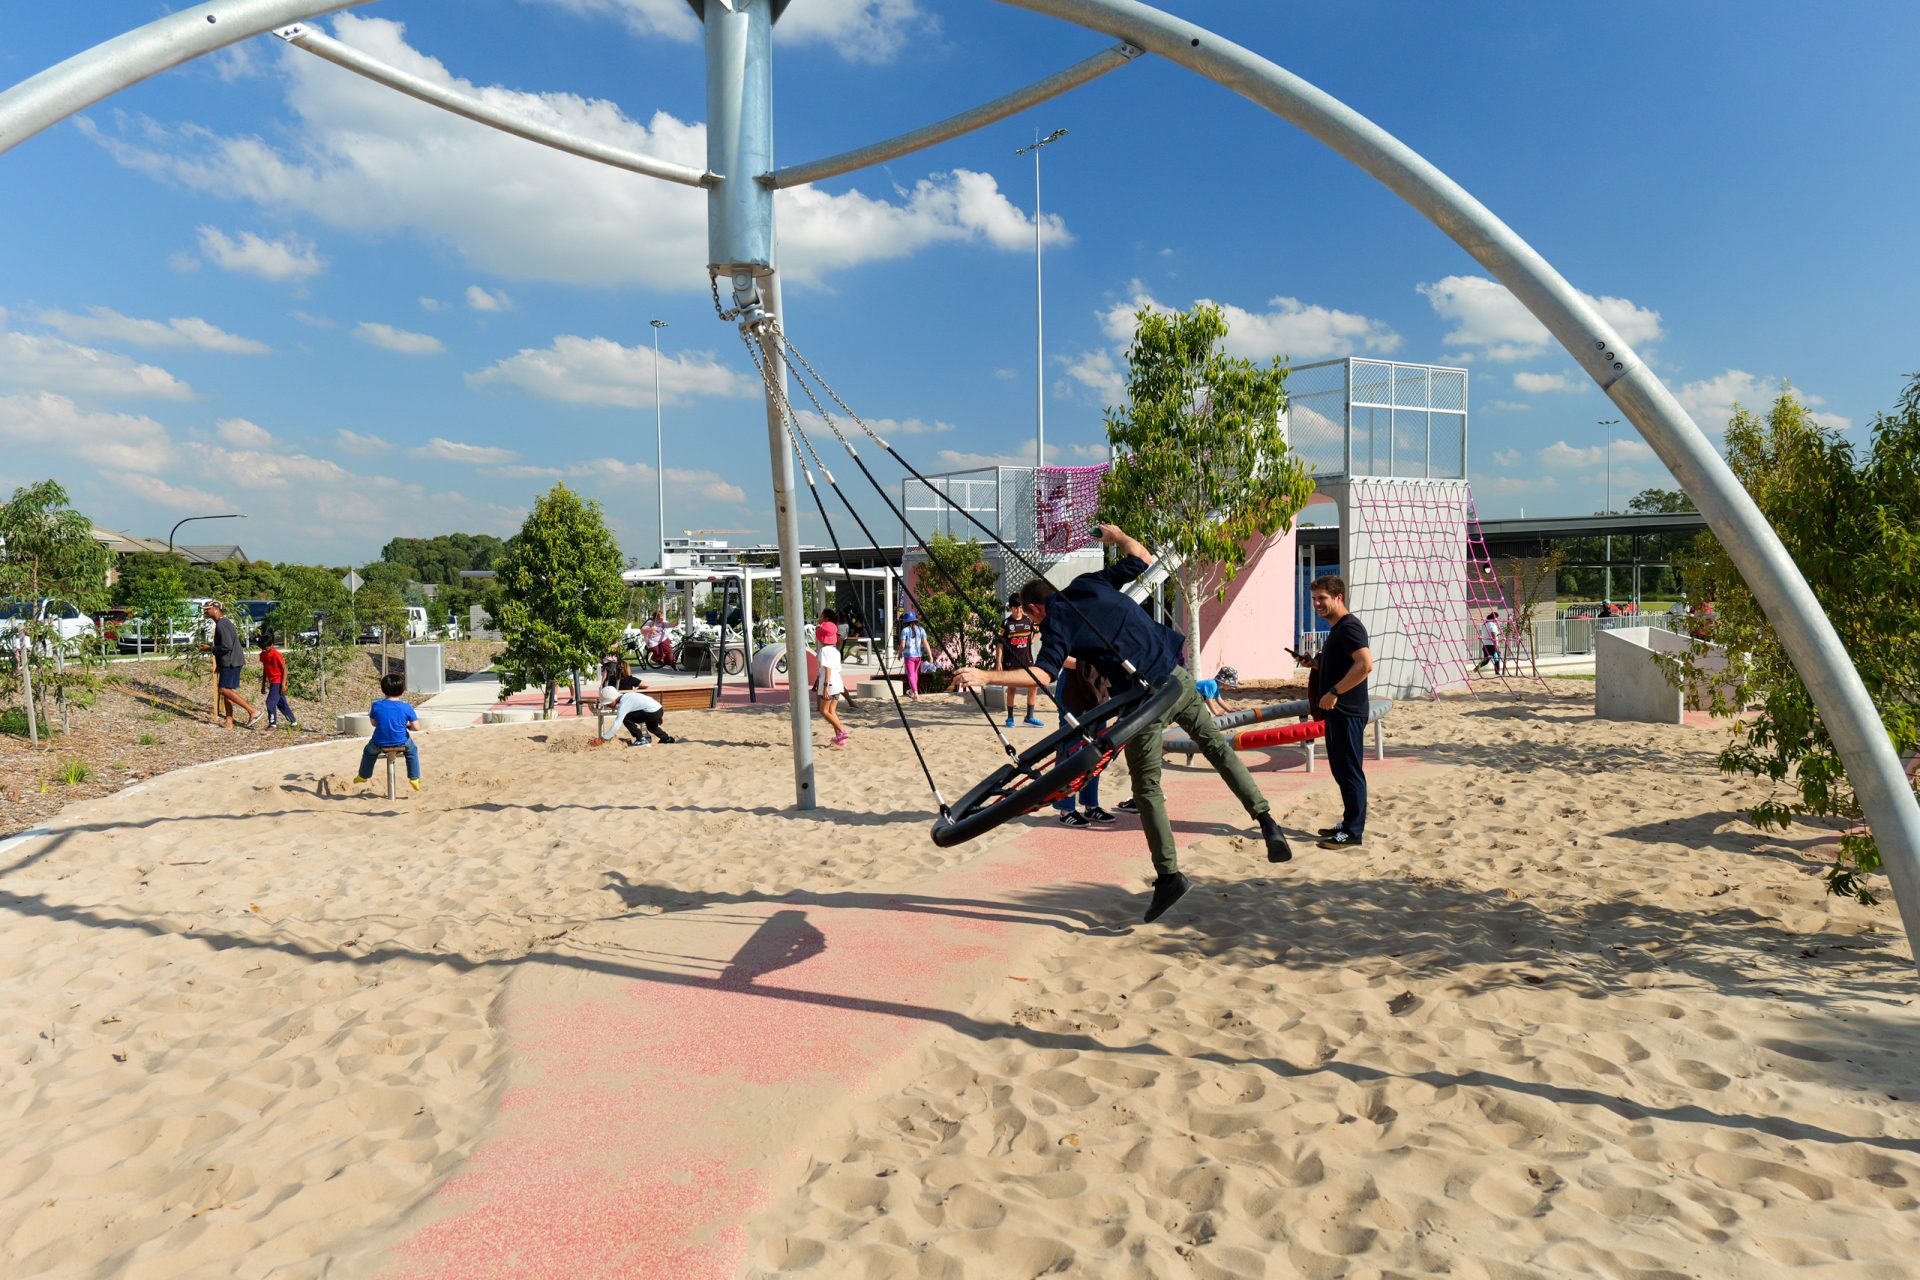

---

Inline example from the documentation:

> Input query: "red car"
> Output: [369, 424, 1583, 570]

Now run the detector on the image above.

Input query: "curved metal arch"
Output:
[275, 23, 715, 187]
[0, 0, 375, 156]
[999, 0, 1920, 958]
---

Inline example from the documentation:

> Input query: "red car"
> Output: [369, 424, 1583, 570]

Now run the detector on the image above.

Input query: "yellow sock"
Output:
[409, 778, 421, 792]
[352, 776, 369, 785]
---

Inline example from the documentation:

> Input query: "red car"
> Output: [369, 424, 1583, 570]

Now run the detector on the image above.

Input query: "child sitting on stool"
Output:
[354, 672, 423, 791]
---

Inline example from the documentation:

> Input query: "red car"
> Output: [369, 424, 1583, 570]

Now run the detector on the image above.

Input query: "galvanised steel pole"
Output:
[1015, 128, 1068, 474]
[0, 0, 372, 156]
[650, 319, 669, 569]
[1001, 0, 1920, 967]
[705, 0, 813, 809]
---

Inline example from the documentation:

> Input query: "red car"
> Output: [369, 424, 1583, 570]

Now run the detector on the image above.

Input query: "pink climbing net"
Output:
[1033, 464, 1109, 554]
[1353, 481, 1525, 696]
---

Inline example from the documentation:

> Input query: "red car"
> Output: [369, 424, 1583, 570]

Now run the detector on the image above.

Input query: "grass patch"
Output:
[137, 732, 162, 746]
[1, 706, 51, 738]
[1549, 673, 1597, 681]
[57, 759, 91, 785]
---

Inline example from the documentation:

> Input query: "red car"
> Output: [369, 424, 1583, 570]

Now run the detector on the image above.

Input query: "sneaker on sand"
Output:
[1084, 807, 1117, 824]
[408, 778, 421, 792]
[1143, 872, 1191, 923]
[628, 737, 652, 748]
[1317, 826, 1343, 838]
[1023, 715, 1045, 727]
[1003, 715, 1016, 728]
[1056, 809, 1092, 828]
[351, 776, 369, 785]
[1116, 798, 1139, 814]
[1318, 830, 1364, 850]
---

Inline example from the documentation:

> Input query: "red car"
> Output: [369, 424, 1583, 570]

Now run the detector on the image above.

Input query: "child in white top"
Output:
[815, 614, 849, 747]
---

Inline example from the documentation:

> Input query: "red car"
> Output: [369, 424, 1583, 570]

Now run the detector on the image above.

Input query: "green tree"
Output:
[492, 485, 626, 713]
[1676, 378, 1920, 903]
[908, 532, 1000, 669]
[0, 481, 112, 745]
[359, 583, 410, 664]
[1097, 303, 1314, 658]
[1628, 486, 1695, 514]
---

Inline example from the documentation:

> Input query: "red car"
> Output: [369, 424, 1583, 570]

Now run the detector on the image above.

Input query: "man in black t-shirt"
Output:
[1299, 575, 1374, 848]
[957, 525, 1294, 923]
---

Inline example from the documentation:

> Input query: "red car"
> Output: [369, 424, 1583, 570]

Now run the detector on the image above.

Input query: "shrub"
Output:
[57, 758, 89, 785]
[137, 733, 161, 746]
[1, 706, 50, 739]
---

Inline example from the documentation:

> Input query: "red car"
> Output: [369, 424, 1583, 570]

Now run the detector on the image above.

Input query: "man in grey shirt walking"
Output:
[200, 600, 258, 729]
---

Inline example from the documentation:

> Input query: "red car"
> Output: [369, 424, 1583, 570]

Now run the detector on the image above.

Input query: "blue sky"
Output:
[2, 1, 1915, 564]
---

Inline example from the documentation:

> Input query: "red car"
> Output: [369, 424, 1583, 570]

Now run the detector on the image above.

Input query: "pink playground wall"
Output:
[1195, 525, 1298, 683]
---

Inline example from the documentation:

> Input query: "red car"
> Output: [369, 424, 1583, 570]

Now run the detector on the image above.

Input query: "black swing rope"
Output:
[725, 300, 1177, 840]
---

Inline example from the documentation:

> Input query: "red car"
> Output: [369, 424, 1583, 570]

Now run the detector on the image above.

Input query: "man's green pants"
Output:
[1121, 666, 1272, 876]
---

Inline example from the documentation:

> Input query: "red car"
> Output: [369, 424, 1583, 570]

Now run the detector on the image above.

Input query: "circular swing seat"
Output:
[931, 678, 1184, 848]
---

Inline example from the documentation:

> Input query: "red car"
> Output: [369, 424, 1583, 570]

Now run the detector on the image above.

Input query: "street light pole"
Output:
[1015, 127, 1067, 474]
[1598, 418, 1620, 603]
[650, 319, 670, 569]
[167, 512, 245, 557]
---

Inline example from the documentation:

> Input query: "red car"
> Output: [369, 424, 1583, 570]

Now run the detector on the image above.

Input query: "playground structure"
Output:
[1162, 697, 1393, 771]
[2, 0, 1915, 960]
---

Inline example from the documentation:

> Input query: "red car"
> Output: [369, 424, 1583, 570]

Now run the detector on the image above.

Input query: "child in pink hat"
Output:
[815, 610, 849, 747]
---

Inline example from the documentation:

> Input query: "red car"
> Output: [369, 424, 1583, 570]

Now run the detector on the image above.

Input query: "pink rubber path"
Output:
[378, 750, 1426, 1278]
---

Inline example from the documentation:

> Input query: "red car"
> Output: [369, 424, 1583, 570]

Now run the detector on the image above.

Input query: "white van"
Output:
[407, 606, 429, 640]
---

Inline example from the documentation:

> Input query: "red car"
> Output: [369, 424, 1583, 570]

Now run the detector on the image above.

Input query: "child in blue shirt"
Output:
[354, 672, 424, 791]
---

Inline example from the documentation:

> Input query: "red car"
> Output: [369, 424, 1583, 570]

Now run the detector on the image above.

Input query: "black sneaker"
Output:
[1084, 806, 1117, 825]
[1143, 872, 1190, 923]
[1056, 809, 1092, 828]
[1258, 814, 1293, 864]
[1317, 826, 1342, 839]
[1318, 830, 1363, 850]
[1116, 798, 1139, 814]
[657, 733, 677, 744]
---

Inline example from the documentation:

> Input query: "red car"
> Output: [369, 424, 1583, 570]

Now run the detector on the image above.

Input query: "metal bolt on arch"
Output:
[5, 0, 1917, 968]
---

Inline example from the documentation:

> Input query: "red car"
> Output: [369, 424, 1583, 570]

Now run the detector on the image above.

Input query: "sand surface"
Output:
[2, 687, 1917, 1278]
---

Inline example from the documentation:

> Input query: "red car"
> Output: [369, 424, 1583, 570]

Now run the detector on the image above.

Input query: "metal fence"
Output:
[1285, 357, 1468, 480]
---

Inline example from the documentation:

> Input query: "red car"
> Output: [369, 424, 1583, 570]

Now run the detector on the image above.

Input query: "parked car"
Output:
[235, 599, 280, 642]
[93, 606, 132, 645]
[116, 598, 212, 654]
[0, 598, 95, 652]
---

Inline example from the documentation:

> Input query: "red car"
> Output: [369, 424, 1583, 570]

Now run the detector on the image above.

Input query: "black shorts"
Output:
[217, 665, 242, 690]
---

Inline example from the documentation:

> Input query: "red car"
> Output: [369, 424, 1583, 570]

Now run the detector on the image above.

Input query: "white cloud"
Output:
[354, 321, 446, 355]
[993, 368, 1019, 381]
[291, 310, 336, 329]
[1672, 369, 1853, 433]
[523, 0, 934, 64]
[38, 306, 270, 355]
[195, 225, 327, 282]
[934, 443, 1106, 470]
[188, 441, 351, 490]
[794, 410, 951, 439]
[106, 469, 225, 510]
[81, 18, 1050, 290]
[0, 316, 194, 401]
[1492, 448, 1521, 467]
[216, 417, 275, 448]
[1418, 275, 1662, 362]
[1476, 474, 1560, 498]
[1537, 438, 1654, 470]
[1060, 349, 1124, 406]
[0, 392, 177, 473]
[465, 285, 511, 312]
[1097, 282, 1400, 362]
[1483, 399, 1530, 412]
[468, 333, 755, 407]
[419, 297, 449, 312]
[409, 436, 518, 465]
[335, 427, 392, 454]
[1512, 371, 1578, 394]
[539, 454, 748, 503]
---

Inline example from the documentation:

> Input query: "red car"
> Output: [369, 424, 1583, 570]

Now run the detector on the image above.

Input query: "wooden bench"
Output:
[595, 685, 718, 736]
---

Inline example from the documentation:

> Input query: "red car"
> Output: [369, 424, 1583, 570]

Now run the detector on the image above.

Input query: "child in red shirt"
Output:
[259, 630, 299, 730]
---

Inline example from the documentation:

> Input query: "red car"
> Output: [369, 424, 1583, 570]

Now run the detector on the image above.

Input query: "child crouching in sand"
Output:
[354, 672, 423, 791]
